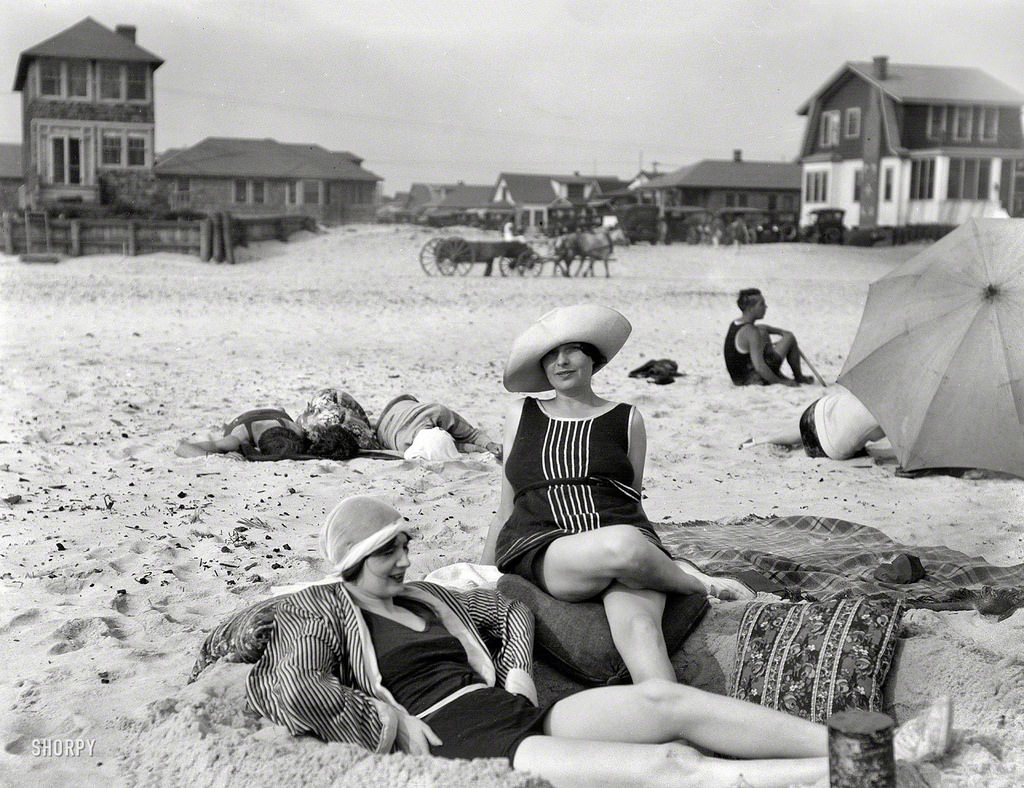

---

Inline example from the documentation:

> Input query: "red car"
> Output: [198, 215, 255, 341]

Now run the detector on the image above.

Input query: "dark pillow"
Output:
[188, 595, 282, 683]
[496, 573, 709, 686]
[730, 596, 904, 723]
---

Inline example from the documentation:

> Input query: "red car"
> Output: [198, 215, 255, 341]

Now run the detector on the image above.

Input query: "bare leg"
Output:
[601, 585, 674, 682]
[773, 334, 810, 382]
[514, 737, 827, 788]
[539, 525, 708, 601]
[544, 679, 827, 759]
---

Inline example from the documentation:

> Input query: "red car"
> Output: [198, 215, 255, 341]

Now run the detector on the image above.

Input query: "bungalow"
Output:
[492, 172, 625, 229]
[12, 17, 163, 208]
[796, 56, 1024, 227]
[154, 137, 381, 224]
[433, 183, 514, 227]
[642, 150, 802, 212]
[0, 143, 23, 210]
[405, 183, 459, 219]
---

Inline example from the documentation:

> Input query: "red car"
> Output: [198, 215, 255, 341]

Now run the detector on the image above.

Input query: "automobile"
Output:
[802, 208, 846, 244]
[662, 206, 717, 244]
[375, 203, 413, 224]
[612, 203, 662, 244]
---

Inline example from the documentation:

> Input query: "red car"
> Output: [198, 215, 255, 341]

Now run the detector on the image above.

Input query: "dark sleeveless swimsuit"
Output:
[724, 321, 782, 385]
[222, 408, 295, 443]
[495, 398, 667, 588]
[364, 600, 547, 763]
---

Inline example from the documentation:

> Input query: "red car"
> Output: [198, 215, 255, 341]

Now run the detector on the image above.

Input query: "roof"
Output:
[797, 61, 1024, 114]
[0, 143, 22, 179]
[154, 137, 380, 181]
[593, 177, 631, 193]
[438, 184, 501, 209]
[644, 159, 802, 191]
[496, 172, 623, 204]
[14, 17, 163, 91]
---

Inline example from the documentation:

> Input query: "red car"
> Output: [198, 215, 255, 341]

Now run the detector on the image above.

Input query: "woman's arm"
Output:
[627, 406, 647, 493]
[247, 609, 400, 752]
[459, 587, 537, 704]
[175, 435, 244, 457]
[480, 398, 526, 564]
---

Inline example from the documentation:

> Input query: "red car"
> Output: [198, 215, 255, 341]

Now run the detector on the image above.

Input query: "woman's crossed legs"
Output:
[513, 679, 828, 788]
[538, 524, 751, 682]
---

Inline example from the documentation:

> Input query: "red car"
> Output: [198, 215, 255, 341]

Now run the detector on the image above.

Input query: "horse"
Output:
[552, 230, 614, 277]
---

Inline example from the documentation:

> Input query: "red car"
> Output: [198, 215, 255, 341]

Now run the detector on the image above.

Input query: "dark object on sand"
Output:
[873, 553, 927, 584]
[629, 359, 685, 385]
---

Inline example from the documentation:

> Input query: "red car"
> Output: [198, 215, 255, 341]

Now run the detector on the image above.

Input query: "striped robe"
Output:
[245, 581, 534, 752]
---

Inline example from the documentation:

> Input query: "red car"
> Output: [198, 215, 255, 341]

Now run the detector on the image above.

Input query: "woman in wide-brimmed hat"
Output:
[483, 304, 754, 684]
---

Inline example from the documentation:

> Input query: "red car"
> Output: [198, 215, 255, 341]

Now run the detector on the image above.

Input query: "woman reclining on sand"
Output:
[481, 304, 756, 684]
[247, 494, 950, 787]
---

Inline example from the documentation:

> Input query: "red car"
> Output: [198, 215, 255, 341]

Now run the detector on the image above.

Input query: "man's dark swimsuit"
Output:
[724, 321, 782, 385]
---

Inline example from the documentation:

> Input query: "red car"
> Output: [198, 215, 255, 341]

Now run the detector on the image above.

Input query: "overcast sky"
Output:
[2, 0, 1023, 194]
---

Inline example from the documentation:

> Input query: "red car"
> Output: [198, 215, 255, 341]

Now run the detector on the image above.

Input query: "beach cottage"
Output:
[0, 144, 23, 211]
[154, 137, 381, 224]
[492, 172, 624, 230]
[641, 151, 802, 212]
[796, 56, 1024, 228]
[12, 17, 163, 208]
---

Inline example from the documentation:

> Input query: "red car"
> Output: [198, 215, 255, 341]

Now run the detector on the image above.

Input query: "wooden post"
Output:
[827, 710, 895, 788]
[199, 216, 212, 261]
[126, 220, 137, 256]
[1, 212, 13, 255]
[211, 212, 224, 262]
[70, 219, 81, 257]
[221, 211, 235, 264]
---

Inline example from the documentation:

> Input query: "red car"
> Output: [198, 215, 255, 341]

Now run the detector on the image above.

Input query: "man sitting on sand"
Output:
[738, 385, 886, 460]
[724, 288, 813, 387]
[375, 394, 502, 461]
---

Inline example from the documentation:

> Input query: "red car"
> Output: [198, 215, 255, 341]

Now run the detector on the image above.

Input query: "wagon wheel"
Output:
[436, 237, 469, 276]
[419, 238, 441, 275]
[515, 249, 544, 277]
[498, 255, 516, 277]
[456, 259, 474, 276]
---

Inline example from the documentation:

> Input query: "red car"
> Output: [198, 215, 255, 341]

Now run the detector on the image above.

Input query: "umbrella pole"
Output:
[799, 349, 828, 387]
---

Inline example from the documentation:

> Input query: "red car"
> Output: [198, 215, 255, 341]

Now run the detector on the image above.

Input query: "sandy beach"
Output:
[1, 224, 1022, 787]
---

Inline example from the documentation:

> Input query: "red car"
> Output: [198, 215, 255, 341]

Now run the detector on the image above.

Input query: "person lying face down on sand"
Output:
[246, 495, 952, 787]
[738, 385, 886, 460]
[481, 304, 756, 687]
[374, 394, 502, 461]
[175, 408, 311, 460]
[725, 288, 814, 387]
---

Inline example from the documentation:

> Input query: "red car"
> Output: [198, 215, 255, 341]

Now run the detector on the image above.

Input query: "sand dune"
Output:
[1, 224, 1022, 787]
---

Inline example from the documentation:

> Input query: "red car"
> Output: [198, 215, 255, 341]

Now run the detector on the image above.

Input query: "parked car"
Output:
[663, 206, 717, 244]
[802, 208, 846, 244]
[613, 203, 663, 244]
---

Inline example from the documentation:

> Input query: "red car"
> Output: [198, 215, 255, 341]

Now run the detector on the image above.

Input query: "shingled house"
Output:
[12, 17, 163, 208]
[492, 172, 624, 229]
[154, 137, 381, 223]
[642, 150, 802, 212]
[796, 56, 1024, 227]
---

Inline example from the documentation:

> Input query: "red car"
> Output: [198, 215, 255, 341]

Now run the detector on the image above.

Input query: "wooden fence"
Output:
[1, 212, 316, 262]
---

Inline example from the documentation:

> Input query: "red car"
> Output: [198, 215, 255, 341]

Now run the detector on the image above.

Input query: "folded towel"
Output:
[423, 562, 502, 591]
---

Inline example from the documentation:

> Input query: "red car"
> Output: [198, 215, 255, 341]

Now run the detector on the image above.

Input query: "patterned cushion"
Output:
[188, 596, 282, 683]
[497, 573, 709, 686]
[730, 596, 903, 723]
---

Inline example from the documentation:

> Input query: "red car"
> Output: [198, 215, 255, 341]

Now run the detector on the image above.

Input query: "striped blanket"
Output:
[659, 515, 1024, 613]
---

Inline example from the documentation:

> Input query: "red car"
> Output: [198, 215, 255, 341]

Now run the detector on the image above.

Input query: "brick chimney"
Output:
[872, 55, 888, 80]
[115, 25, 137, 43]
[733, 149, 742, 163]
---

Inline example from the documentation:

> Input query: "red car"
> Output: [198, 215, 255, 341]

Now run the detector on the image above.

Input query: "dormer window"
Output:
[40, 61, 61, 96]
[926, 106, 947, 140]
[100, 63, 121, 99]
[952, 106, 973, 141]
[819, 110, 840, 148]
[844, 107, 861, 138]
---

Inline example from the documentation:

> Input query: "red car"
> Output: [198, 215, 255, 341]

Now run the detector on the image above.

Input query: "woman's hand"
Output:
[705, 577, 756, 601]
[394, 712, 442, 754]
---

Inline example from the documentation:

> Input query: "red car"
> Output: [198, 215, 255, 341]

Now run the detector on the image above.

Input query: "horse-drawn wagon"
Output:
[418, 236, 545, 276]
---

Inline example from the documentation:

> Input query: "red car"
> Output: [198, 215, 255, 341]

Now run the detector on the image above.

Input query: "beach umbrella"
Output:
[837, 218, 1024, 477]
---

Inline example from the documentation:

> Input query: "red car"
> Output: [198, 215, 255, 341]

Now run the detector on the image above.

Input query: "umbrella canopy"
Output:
[837, 218, 1024, 477]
